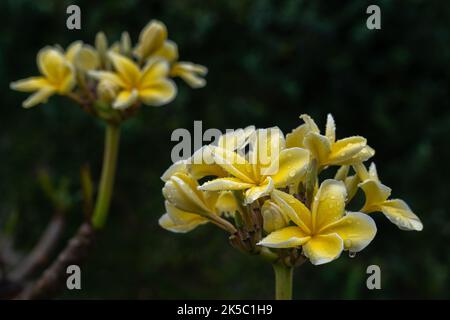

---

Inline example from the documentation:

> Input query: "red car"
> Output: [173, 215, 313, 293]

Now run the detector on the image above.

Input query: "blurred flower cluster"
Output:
[159, 114, 423, 265]
[10, 20, 207, 121]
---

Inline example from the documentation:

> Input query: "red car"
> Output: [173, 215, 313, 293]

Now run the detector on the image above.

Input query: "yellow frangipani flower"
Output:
[159, 169, 239, 233]
[286, 114, 374, 168]
[198, 128, 310, 204]
[89, 52, 176, 109]
[258, 180, 377, 265]
[354, 162, 423, 231]
[65, 41, 100, 71]
[10, 47, 76, 108]
[134, 19, 208, 89]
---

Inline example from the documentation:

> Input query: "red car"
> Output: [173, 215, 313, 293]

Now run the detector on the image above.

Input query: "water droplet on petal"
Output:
[349, 251, 356, 258]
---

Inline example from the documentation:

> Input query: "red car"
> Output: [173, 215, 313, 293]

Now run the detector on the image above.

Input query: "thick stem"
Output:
[272, 263, 293, 300]
[91, 124, 121, 229]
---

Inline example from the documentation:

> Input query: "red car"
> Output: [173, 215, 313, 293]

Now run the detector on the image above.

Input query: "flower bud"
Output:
[261, 200, 289, 233]
[97, 80, 118, 104]
[120, 31, 132, 57]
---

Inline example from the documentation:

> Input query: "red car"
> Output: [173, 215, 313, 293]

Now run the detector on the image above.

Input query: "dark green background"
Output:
[0, 0, 448, 299]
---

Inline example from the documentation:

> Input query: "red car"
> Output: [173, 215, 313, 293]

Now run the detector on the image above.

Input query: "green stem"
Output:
[92, 124, 121, 229]
[272, 263, 293, 300]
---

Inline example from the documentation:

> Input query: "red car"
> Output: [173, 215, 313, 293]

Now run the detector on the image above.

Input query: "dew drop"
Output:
[349, 251, 356, 258]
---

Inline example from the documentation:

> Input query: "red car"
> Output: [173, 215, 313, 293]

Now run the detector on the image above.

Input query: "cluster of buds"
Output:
[159, 114, 423, 266]
[10, 20, 207, 123]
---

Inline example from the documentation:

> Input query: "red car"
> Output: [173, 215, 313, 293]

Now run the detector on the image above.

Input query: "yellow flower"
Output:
[159, 169, 239, 233]
[198, 128, 310, 204]
[258, 180, 377, 265]
[286, 114, 374, 168]
[354, 162, 423, 231]
[10, 47, 76, 108]
[134, 19, 208, 88]
[89, 52, 176, 109]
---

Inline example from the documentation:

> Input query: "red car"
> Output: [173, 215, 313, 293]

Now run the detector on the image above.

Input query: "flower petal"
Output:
[163, 173, 211, 213]
[303, 233, 343, 265]
[161, 160, 188, 182]
[171, 62, 208, 88]
[113, 89, 139, 110]
[139, 79, 177, 107]
[329, 136, 367, 165]
[187, 146, 227, 179]
[154, 40, 179, 62]
[10, 77, 50, 92]
[88, 70, 126, 88]
[359, 179, 391, 212]
[325, 114, 336, 143]
[159, 201, 208, 233]
[380, 199, 423, 231]
[312, 179, 347, 231]
[319, 212, 377, 252]
[198, 177, 254, 191]
[271, 189, 312, 233]
[285, 124, 308, 148]
[140, 59, 170, 87]
[211, 147, 255, 183]
[22, 86, 56, 108]
[257, 226, 310, 248]
[269, 148, 310, 187]
[304, 132, 331, 166]
[261, 200, 289, 233]
[109, 52, 141, 86]
[134, 19, 167, 60]
[215, 191, 240, 217]
[37, 47, 68, 83]
[244, 177, 274, 204]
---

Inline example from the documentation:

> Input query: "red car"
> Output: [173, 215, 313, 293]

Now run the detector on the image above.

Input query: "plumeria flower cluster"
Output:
[10, 20, 207, 121]
[159, 114, 423, 266]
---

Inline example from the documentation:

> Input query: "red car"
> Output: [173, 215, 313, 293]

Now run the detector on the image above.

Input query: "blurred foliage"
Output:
[1, 0, 449, 299]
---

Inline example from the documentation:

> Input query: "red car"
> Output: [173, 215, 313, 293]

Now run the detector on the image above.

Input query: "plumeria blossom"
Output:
[10, 47, 76, 108]
[354, 162, 423, 231]
[160, 114, 422, 277]
[159, 169, 239, 233]
[133, 19, 208, 88]
[258, 181, 377, 265]
[89, 52, 176, 109]
[286, 114, 375, 168]
[198, 128, 310, 204]
[10, 19, 206, 117]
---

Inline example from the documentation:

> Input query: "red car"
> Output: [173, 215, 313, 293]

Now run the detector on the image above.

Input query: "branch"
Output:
[9, 214, 65, 282]
[15, 222, 95, 300]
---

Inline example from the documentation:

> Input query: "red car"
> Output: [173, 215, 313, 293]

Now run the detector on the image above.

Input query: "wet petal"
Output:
[312, 179, 347, 231]
[381, 199, 423, 231]
[303, 233, 343, 265]
[359, 179, 391, 212]
[269, 148, 310, 187]
[198, 177, 254, 191]
[109, 52, 141, 86]
[244, 177, 274, 204]
[159, 201, 208, 233]
[304, 132, 331, 166]
[257, 226, 310, 248]
[325, 114, 336, 143]
[271, 189, 311, 233]
[112, 89, 139, 110]
[329, 136, 367, 165]
[139, 79, 177, 107]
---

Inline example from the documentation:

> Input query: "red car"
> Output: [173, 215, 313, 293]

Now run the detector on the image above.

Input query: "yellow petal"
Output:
[159, 202, 208, 233]
[161, 160, 188, 182]
[163, 173, 211, 213]
[299, 114, 320, 133]
[22, 86, 56, 108]
[329, 136, 367, 165]
[217, 126, 255, 151]
[10, 77, 50, 92]
[112, 89, 139, 110]
[285, 124, 308, 148]
[380, 199, 423, 231]
[74, 45, 100, 70]
[134, 20, 167, 60]
[303, 233, 343, 265]
[350, 145, 375, 163]
[269, 148, 310, 187]
[271, 189, 311, 233]
[65, 41, 83, 63]
[368, 162, 379, 181]
[198, 177, 254, 191]
[187, 146, 227, 179]
[257, 226, 310, 248]
[171, 62, 208, 88]
[304, 132, 331, 166]
[319, 212, 377, 252]
[88, 70, 126, 88]
[37, 47, 69, 83]
[244, 177, 274, 204]
[359, 179, 391, 212]
[211, 147, 255, 183]
[325, 114, 336, 143]
[312, 179, 347, 231]
[261, 200, 290, 233]
[154, 40, 179, 62]
[109, 52, 140, 86]
[334, 165, 350, 181]
[215, 191, 240, 217]
[345, 175, 360, 203]
[139, 79, 177, 107]
[140, 59, 170, 86]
